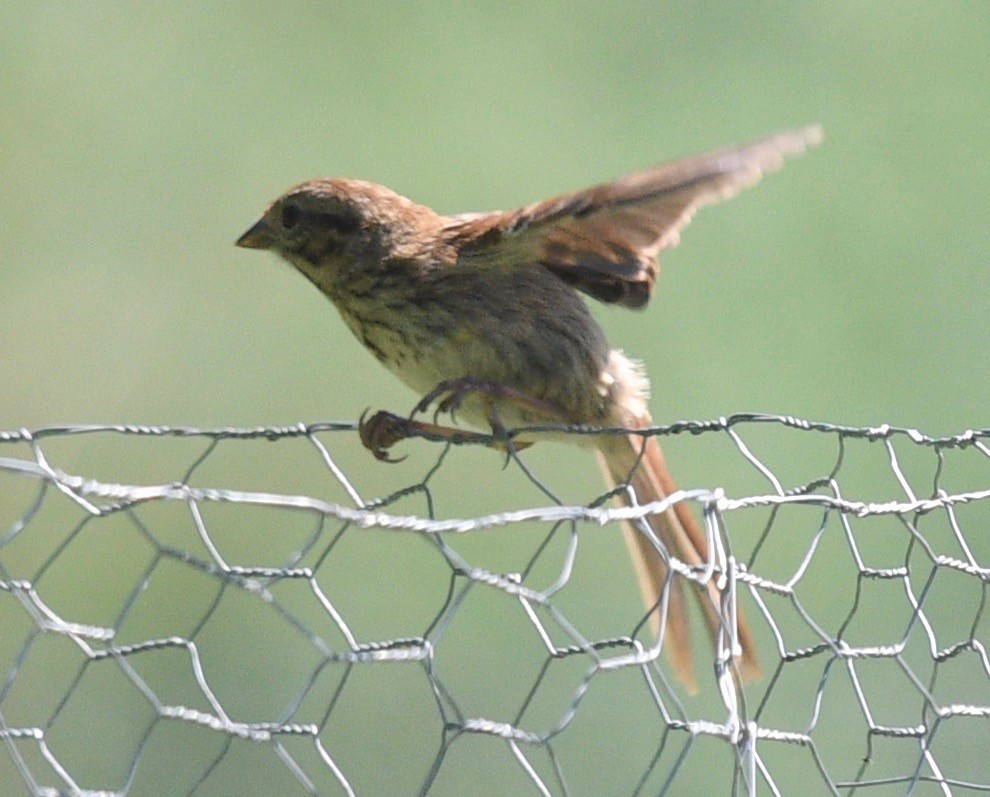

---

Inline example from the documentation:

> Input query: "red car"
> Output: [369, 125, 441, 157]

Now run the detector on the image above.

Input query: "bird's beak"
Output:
[235, 218, 275, 249]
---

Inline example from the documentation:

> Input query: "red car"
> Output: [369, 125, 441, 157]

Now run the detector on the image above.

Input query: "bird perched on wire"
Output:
[236, 125, 822, 691]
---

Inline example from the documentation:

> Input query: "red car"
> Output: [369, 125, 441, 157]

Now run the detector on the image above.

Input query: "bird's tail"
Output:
[596, 431, 759, 692]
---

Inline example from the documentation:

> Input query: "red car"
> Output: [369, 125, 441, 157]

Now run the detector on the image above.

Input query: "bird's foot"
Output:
[411, 377, 567, 424]
[358, 409, 511, 463]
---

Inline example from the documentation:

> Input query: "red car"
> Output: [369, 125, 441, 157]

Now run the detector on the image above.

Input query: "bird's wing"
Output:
[443, 126, 821, 309]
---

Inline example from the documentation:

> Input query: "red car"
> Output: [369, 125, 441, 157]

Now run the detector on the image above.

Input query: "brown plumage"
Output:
[236, 126, 822, 691]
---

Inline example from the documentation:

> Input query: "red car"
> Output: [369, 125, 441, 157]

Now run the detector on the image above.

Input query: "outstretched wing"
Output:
[443, 126, 821, 309]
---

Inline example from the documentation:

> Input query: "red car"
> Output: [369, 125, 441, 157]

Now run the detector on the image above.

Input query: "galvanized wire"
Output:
[2, 414, 989, 796]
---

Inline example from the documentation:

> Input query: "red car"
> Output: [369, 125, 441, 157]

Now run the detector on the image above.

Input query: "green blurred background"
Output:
[2, 3, 989, 796]
[4, 3, 990, 431]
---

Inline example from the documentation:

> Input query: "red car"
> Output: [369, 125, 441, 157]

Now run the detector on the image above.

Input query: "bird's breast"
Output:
[331, 262, 620, 429]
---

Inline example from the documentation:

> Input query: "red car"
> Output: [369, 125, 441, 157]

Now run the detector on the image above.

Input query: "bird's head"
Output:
[236, 178, 443, 292]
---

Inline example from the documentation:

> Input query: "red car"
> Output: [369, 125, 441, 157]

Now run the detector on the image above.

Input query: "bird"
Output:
[236, 125, 822, 691]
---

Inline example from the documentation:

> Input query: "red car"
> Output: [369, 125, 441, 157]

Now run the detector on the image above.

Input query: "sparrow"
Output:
[236, 126, 822, 690]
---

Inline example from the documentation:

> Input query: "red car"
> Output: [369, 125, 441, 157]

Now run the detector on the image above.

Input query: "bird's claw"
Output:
[358, 409, 409, 463]
[362, 378, 558, 464]
[411, 380, 472, 424]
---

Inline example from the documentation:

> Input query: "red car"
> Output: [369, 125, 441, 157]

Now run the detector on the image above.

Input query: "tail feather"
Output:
[597, 432, 759, 692]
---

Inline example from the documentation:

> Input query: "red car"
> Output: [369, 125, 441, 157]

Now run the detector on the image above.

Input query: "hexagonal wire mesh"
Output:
[1, 414, 989, 796]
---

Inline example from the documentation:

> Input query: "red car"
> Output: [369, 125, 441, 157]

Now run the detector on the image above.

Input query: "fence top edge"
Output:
[2, 413, 988, 449]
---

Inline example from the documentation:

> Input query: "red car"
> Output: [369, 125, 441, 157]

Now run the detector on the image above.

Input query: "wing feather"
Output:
[443, 126, 821, 309]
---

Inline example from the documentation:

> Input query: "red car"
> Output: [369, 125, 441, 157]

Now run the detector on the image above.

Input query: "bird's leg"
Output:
[359, 410, 498, 462]
[411, 377, 568, 424]
[360, 378, 569, 462]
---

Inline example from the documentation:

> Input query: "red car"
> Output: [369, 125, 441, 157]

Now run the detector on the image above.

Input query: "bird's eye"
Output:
[280, 203, 301, 230]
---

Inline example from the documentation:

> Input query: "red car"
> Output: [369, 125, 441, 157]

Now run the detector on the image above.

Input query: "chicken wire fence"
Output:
[1, 413, 989, 797]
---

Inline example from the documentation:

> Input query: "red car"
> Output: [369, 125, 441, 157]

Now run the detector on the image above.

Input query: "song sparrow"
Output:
[236, 126, 821, 691]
